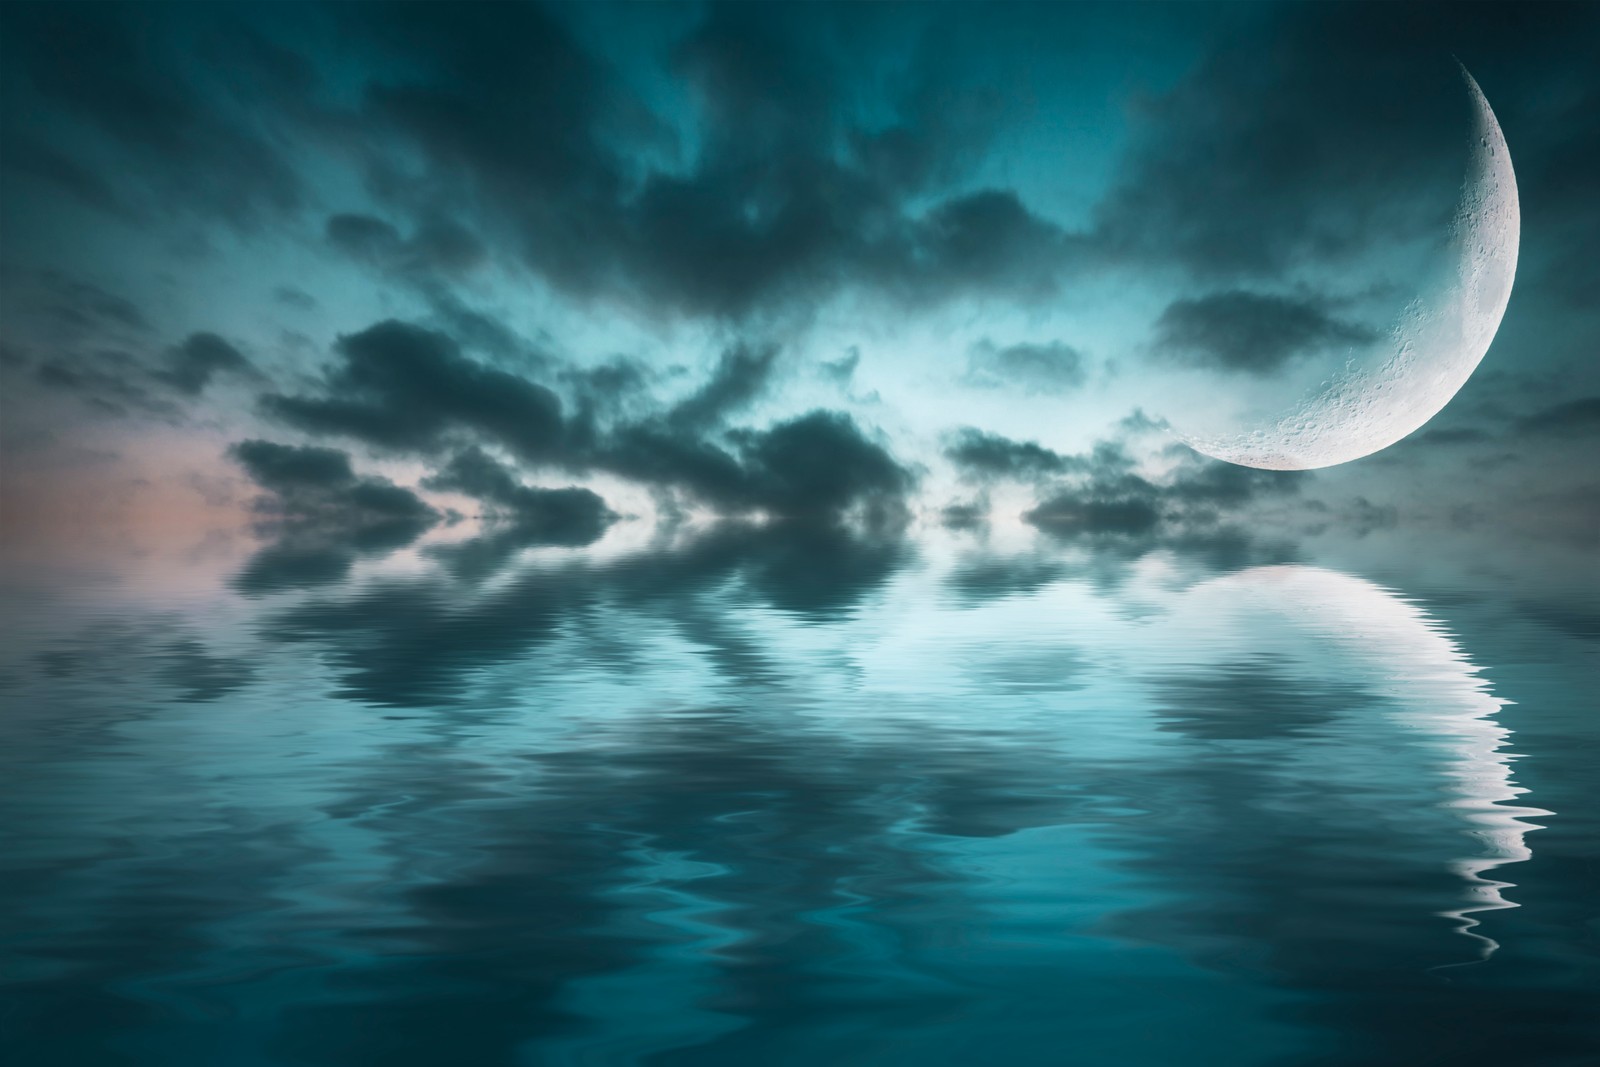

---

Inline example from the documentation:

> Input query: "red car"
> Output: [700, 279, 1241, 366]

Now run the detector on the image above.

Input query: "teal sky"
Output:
[1, 2, 1596, 563]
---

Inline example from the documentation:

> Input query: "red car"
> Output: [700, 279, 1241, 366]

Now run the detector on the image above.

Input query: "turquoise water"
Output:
[2, 526, 1596, 1066]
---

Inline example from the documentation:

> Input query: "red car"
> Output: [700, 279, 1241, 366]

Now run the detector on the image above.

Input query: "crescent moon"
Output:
[1177, 66, 1520, 470]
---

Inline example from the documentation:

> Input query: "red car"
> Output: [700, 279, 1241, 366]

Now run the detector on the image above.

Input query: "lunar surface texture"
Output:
[1176, 67, 1520, 470]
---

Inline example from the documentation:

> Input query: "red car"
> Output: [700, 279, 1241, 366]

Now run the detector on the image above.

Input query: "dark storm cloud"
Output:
[559, 357, 653, 427]
[663, 343, 781, 432]
[944, 428, 1082, 482]
[1150, 291, 1378, 375]
[1513, 397, 1600, 438]
[643, 10, 1077, 311]
[728, 411, 914, 523]
[423, 448, 605, 526]
[594, 409, 915, 524]
[231, 438, 436, 526]
[1092, 2, 1600, 295]
[422, 290, 556, 366]
[0, 267, 150, 353]
[262, 318, 914, 524]
[0, 0, 1063, 318]
[150, 332, 259, 395]
[819, 348, 861, 387]
[261, 320, 568, 460]
[1, 130, 127, 216]
[1524, 73, 1600, 311]
[939, 422, 1308, 585]
[30, 272, 149, 338]
[422, 447, 617, 570]
[321, 1, 1077, 317]
[23, 330, 256, 416]
[229, 439, 439, 594]
[7, 1, 1598, 330]
[272, 286, 317, 311]
[325, 213, 487, 278]
[1163, 458, 1312, 509]
[232, 439, 359, 494]
[324, 214, 403, 262]
[7, 1, 1592, 551]
[0, 2, 1077, 323]
[963, 339, 1088, 393]
[1, 270, 258, 417]
[0, 2, 307, 225]
[1026, 492, 1162, 537]
[1383, 394, 1600, 462]
[1096, 11, 1457, 278]
[32, 350, 174, 419]
[942, 424, 1304, 560]
[1023, 451, 1306, 538]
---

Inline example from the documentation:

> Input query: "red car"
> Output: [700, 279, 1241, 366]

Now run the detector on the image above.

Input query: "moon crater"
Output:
[1174, 67, 1520, 471]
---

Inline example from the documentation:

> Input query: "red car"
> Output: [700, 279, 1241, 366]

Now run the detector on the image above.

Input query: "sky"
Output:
[1, 0, 1596, 570]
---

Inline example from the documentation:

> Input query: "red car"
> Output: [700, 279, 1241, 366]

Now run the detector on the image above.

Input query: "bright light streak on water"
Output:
[0, 531, 1595, 1066]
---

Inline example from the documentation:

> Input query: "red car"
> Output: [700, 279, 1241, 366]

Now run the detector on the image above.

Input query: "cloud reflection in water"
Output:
[0, 530, 1592, 1067]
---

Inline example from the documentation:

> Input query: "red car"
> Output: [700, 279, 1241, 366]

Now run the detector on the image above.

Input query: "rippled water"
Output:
[2, 526, 1596, 1066]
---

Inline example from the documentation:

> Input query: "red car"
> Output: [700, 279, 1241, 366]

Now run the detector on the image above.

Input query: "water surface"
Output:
[2, 526, 1596, 1066]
